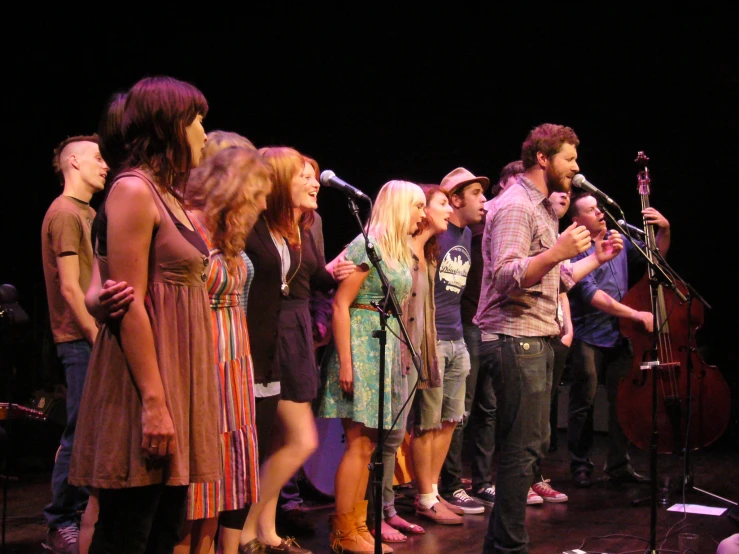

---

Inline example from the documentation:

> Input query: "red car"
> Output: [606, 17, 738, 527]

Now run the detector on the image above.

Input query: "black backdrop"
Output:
[1, 9, 736, 441]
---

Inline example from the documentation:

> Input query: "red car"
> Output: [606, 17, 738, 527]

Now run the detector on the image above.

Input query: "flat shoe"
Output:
[240, 538, 266, 554]
[415, 502, 463, 525]
[263, 537, 312, 554]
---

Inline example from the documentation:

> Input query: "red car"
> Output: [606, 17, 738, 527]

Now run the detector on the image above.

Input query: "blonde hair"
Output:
[185, 147, 272, 262]
[366, 180, 424, 270]
[202, 130, 256, 160]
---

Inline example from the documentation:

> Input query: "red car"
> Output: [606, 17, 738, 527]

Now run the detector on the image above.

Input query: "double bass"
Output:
[616, 152, 731, 454]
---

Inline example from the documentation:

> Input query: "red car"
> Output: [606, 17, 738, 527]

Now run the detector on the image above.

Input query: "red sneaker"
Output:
[531, 478, 569, 503]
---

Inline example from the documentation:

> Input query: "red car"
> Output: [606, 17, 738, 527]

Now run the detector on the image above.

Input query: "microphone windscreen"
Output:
[572, 174, 585, 187]
[319, 169, 335, 186]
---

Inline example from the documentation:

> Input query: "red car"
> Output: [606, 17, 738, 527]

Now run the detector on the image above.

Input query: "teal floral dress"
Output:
[318, 234, 412, 429]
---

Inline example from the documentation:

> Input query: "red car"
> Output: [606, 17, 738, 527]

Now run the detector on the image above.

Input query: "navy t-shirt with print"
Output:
[434, 222, 472, 341]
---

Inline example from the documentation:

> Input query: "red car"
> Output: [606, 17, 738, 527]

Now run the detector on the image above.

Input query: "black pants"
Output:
[567, 338, 633, 475]
[90, 484, 187, 554]
[545, 337, 571, 452]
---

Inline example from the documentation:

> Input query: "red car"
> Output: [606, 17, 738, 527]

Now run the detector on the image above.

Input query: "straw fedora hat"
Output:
[440, 167, 490, 196]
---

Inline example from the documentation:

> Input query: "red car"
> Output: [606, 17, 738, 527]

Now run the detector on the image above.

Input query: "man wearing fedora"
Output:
[413, 167, 488, 525]
[443, 160, 527, 515]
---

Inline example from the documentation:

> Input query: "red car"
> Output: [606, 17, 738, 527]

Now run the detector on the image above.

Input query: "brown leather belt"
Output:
[351, 303, 378, 311]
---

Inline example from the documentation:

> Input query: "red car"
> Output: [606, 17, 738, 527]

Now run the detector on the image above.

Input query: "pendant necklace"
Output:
[269, 224, 302, 297]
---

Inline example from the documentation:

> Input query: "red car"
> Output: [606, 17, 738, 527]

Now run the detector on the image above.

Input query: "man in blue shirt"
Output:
[566, 191, 671, 487]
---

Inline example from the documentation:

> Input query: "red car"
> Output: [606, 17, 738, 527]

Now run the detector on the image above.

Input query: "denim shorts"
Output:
[413, 338, 470, 431]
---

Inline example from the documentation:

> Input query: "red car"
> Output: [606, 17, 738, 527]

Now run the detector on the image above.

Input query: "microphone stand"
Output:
[344, 196, 422, 554]
[600, 207, 685, 554]
[644, 248, 736, 512]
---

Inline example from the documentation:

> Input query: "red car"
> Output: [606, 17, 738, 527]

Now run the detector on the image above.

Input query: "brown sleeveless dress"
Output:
[69, 169, 222, 488]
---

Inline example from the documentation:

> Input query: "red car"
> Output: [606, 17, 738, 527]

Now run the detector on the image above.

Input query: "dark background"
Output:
[1, 10, 737, 446]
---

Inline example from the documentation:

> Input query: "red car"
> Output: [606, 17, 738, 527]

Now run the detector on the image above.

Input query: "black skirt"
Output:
[276, 299, 318, 402]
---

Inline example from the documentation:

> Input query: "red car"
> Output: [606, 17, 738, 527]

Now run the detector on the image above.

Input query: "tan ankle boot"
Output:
[329, 511, 374, 554]
[353, 501, 393, 553]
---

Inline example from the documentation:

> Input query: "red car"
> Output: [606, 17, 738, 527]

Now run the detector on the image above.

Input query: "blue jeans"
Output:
[44, 339, 91, 529]
[367, 369, 416, 521]
[279, 472, 304, 512]
[433, 338, 470, 496]
[441, 324, 497, 493]
[481, 336, 553, 554]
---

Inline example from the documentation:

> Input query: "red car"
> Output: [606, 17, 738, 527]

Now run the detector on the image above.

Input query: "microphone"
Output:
[319, 170, 371, 202]
[572, 174, 621, 210]
[617, 219, 645, 236]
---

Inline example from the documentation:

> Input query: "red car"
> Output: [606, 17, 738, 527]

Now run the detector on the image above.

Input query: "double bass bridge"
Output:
[639, 361, 681, 372]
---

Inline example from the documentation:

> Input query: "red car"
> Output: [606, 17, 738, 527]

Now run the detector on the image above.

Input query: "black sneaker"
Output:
[442, 488, 485, 514]
[43, 526, 79, 554]
[469, 485, 496, 507]
[572, 470, 592, 489]
[275, 506, 316, 537]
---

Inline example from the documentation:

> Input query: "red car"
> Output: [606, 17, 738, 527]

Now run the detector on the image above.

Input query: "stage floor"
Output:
[2, 428, 737, 553]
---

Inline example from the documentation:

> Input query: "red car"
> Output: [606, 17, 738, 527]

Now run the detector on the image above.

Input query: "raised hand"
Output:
[553, 222, 591, 261]
[594, 228, 623, 264]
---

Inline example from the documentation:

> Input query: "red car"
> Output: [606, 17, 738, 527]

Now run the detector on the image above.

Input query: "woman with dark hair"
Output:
[70, 75, 222, 554]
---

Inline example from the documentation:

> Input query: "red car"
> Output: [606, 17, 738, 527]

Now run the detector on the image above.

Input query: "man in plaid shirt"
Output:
[475, 124, 624, 553]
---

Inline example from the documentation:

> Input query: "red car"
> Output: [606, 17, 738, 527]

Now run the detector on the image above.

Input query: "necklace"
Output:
[268, 224, 302, 297]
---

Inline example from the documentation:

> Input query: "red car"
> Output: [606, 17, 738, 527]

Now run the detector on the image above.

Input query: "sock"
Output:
[419, 493, 438, 510]
[432, 484, 439, 496]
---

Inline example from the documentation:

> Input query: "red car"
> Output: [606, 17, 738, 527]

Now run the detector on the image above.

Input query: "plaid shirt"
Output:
[474, 176, 575, 338]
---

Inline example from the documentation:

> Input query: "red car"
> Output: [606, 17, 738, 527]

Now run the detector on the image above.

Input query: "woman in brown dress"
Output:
[69, 75, 222, 554]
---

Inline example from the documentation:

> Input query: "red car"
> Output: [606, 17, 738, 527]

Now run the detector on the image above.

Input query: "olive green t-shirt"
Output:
[40, 195, 95, 343]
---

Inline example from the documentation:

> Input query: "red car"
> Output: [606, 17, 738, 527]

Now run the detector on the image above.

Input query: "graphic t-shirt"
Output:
[434, 222, 471, 340]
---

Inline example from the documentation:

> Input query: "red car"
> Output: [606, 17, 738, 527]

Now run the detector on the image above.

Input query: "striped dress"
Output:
[188, 217, 260, 519]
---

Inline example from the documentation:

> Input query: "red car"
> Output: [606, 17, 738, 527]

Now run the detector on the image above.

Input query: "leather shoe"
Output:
[239, 538, 266, 554]
[263, 537, 312, 554]
[606, 468, 650, 485]
[572, 470, 591, 488]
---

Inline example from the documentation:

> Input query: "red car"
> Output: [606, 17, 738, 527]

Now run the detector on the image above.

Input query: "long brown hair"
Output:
[259, 146, 312, 247]
[414, 184, 448, 263]
[120, 75, 208, 198]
